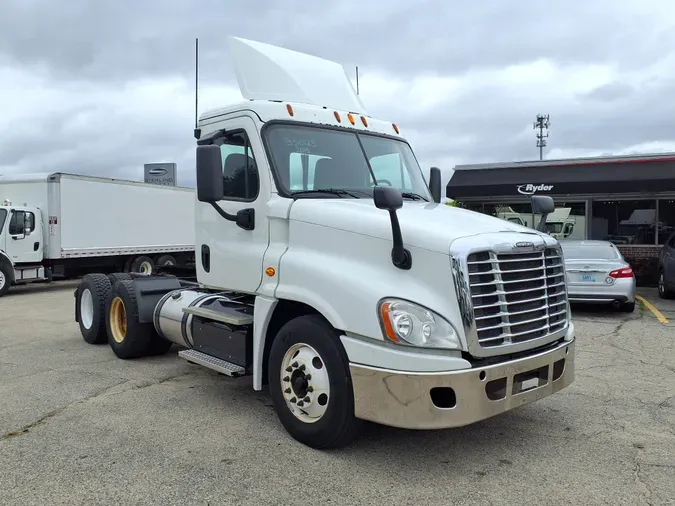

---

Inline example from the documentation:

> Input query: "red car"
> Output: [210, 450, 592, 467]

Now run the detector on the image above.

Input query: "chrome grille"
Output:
[467, 247, 567, 348]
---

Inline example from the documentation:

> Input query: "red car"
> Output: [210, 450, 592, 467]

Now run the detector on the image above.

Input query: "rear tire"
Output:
[267, 314, 362, 450]
[620, 301, 635, 313]
[155, 255, 177, 267]
[129, 256, 154, 276]
[107, 272, 133, 285]
[76, 274, 112, 344]
[106, 279, 156, 359]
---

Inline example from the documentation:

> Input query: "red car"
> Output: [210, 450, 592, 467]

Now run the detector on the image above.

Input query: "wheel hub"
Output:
[280, 343, 330, 423]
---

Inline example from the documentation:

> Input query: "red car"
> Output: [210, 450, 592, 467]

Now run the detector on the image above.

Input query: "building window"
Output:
[658, 199, 675, 245]
[591, 199, 657, 245]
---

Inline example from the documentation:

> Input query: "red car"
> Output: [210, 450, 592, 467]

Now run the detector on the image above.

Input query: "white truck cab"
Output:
[0, 202, 46, 294]
[73, 36, 575, 449]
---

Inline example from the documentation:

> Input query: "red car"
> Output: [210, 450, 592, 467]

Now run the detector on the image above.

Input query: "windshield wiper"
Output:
[292, 188, 363, 198]
[401, 192, 429, 202]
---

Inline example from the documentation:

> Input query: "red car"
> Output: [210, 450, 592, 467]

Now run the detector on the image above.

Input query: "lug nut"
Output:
[285, 366, 292, 372]
[297, 401, 304, 407]
[284, 388, 291, 394]
[290, 397, 297, 403]
[283, 376, 290, 382]
[305, 374, 312, 380]
[307, 386, 314, 393]
[303, 396, 310, 403]
[298, 364, 306, 371]
[291, 361, 298, 368]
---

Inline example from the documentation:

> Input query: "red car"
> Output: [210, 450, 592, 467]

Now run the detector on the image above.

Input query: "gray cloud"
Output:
[1, 0, 675, 189]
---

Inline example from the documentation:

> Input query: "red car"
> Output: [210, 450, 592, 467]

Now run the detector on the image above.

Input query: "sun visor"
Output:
[227, 36, 368, 115]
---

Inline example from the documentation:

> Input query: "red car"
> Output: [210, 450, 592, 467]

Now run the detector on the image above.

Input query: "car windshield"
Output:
[561, 242, 620, 260]
[264, 123, 432, 200]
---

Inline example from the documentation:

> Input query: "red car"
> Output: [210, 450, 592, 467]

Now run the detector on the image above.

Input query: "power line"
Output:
[533, 114, 550, 160]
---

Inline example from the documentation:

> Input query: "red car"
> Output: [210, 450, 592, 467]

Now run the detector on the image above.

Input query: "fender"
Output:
[252, 295, 278, 390]
[0, 249, 16, 284]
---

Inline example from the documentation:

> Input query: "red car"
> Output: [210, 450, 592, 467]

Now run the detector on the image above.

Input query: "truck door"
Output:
[196, 116, 270, 293]
[4, 208, 44, 264]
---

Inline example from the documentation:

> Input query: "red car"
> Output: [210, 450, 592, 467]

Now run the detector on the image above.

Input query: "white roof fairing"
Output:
[226, 36, 368, 115]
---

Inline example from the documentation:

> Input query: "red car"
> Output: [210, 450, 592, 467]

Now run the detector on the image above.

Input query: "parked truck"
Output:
[72, 36, 576, 449]
[0, 173, 196, 297]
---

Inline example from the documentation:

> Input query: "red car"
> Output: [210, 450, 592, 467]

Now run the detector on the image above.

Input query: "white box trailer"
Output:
[0, 172, 196, 296]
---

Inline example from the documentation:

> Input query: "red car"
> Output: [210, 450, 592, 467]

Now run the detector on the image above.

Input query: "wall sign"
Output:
[517, 183, 554, 195]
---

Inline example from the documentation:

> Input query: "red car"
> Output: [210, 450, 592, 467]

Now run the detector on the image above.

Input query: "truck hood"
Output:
[289, 199, 544, 253]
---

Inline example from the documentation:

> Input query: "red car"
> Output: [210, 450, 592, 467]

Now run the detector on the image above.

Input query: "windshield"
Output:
[264, 124, 431, 200]
[545, 222, 564, 234]
[561, 242, 620, 260]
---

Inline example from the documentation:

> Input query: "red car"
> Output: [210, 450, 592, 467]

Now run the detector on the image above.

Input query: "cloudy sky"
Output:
[1, 0, 675, 190]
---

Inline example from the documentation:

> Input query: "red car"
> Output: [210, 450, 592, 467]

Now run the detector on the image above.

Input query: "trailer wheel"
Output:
[129, 256, 154, 276]
[155, 255, 176, 267]
[106, 279, 155, 359]
[268, 315, 362, 449]
[76, 274, 112, 344]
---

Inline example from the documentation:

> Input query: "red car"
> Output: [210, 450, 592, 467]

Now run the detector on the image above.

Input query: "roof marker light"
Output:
[286, 104, 294, 116]
[392, 123, 400, 134]
[360, 116, 368, 127]
[334, 111, 341, 122]
[347, 113, 355, 125]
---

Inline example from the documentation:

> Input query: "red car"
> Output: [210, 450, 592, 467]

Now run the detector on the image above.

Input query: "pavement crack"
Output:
[0, 372, 190, 441]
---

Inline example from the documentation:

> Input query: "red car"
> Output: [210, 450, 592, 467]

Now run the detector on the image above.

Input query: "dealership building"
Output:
[446, 152, 675, 285]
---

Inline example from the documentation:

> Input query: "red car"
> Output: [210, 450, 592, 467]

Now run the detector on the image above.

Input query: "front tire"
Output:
[267, 315, 362, 449]
[0, 263, 11, 297]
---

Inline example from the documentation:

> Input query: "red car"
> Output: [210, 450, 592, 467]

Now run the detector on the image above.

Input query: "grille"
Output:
[467, 247, 567, 348]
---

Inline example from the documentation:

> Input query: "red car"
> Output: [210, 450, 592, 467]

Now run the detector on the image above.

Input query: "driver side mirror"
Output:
[373, 186, 403, 211]
[531, 195, 555, 233]
[196, 145, 225, 203]
[429, 167, 442, 203]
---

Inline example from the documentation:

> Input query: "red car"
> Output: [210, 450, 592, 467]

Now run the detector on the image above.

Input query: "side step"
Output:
[182, 306, 253, 326]
[178, 349, 246, 377]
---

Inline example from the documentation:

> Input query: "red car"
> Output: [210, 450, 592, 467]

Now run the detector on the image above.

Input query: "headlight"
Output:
[378, 298, 461, 349]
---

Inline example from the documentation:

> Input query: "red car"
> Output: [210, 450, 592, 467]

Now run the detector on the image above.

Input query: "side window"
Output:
[25, 212, 36, 233]
[369, 153, 412, 189]
[9, 210, 25, 235]
[0, 209, 6, 234]
[218, 131, 259, 200]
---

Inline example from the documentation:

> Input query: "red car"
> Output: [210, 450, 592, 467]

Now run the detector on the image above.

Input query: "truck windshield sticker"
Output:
[284, 138, 316, 154]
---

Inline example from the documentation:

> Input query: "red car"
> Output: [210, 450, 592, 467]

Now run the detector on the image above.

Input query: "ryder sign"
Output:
[517, 183, 554, 195]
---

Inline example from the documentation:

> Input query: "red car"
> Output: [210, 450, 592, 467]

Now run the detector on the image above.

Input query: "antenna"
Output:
[193, 37, 200, 139]
[533, 114, 550, 160]
[355, 66, 359, 95]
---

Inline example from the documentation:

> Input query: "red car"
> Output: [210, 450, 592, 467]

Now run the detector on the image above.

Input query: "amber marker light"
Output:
[265, 267, 276, 277]
[347, 113, 355, 125]
[360, 116, 368, 127]
[286, 104, 294, 116]
[379, 301, 400, 343]
[392, 123, 400, 134]
[334, 111, 341, 122]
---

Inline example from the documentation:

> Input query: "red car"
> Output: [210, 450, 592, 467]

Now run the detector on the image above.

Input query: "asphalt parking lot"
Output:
[0, 281, 673, 506]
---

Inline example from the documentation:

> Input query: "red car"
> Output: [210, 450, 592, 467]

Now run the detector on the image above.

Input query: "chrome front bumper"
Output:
[349, 338, 575, 430]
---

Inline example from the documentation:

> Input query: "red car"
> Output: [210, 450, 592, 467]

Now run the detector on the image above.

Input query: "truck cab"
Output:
[73, 36, 576, 449]
[0, 201, 45, 295]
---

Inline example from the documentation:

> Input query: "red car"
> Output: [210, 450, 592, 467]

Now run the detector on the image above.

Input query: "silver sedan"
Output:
[559, 240, 636, 312]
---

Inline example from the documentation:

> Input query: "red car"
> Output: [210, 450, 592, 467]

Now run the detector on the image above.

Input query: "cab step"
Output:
[182, 305, 253, 326]
[178, 349, 246, 377]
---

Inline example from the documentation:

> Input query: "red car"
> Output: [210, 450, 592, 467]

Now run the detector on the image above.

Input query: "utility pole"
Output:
[533, 114, 550, 160]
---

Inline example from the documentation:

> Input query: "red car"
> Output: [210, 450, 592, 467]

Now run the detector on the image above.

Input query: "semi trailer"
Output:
[0, 173, 196, 297]
[73, 36, 576, 449]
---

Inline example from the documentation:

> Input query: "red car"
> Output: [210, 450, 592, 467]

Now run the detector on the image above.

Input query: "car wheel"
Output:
[658, 271, 675, 299]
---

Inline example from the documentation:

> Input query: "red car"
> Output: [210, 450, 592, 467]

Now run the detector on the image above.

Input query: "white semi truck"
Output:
[72, 36, 576, 449]
[0, 173, 196, 297]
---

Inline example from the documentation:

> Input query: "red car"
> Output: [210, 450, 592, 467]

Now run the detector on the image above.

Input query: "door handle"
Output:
[34, 242, 40, 251]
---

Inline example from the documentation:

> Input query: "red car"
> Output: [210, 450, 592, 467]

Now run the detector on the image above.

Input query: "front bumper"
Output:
[349, 338, 575, 429]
